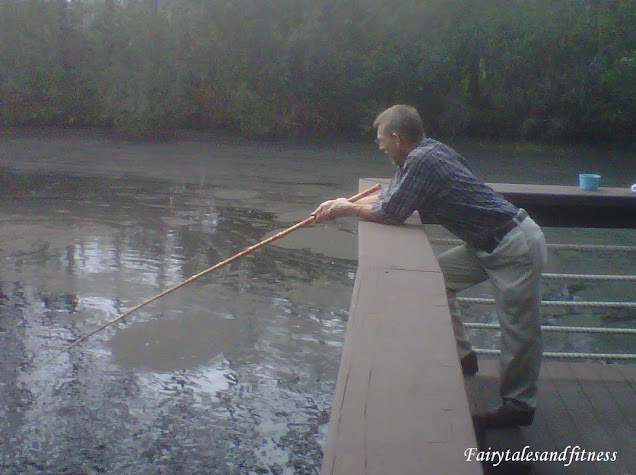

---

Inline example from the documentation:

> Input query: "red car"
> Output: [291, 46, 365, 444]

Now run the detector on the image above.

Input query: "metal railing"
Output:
[430, 238, 636, 361]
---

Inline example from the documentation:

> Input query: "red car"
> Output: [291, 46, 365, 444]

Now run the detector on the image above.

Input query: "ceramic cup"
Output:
[579, 173, 601, 191]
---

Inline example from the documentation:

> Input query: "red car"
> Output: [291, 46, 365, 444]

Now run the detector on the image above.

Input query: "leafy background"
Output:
[0, 0, 633, 141]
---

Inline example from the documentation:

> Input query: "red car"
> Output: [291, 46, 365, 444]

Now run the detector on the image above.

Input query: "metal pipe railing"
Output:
[429, 238, 636, 253]
[465, 322, 636, 335]
[542, 273, 636, 281]
[448, 237, 636, 361]
[457, 297, 636, 309]
[475, 348, 636, 361]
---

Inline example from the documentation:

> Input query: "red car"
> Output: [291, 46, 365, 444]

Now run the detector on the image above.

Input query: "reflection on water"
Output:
[0, 170, 353, 473]
[269, 225, 358, 261]
[109, 309, 246, 372]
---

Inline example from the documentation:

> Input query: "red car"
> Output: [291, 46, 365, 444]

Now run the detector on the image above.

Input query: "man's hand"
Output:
[311, 198, 352, 223]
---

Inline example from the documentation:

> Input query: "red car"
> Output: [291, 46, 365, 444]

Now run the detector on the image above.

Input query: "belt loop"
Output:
[514, 208, 527, 224]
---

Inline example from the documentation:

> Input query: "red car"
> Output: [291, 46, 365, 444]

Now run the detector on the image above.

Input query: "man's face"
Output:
[376, 124, 401, 164]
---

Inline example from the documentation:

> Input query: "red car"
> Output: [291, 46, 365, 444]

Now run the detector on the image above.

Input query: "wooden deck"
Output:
[322, 179, 636, 474]
[466, 358, 636, 474]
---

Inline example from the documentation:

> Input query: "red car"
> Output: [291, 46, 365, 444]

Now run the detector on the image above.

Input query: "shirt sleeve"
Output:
[375, 174, 399, 203]
[370, 158, 438, 224]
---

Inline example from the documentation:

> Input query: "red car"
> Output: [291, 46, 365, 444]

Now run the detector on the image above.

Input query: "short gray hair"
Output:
[373, 105, 424, 143]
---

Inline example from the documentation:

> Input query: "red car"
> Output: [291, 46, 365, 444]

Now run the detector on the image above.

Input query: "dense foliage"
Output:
[0, 0, 633, 140]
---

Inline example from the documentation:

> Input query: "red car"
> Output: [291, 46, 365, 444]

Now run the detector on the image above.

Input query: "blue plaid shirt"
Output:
[371, 138, 518, 250]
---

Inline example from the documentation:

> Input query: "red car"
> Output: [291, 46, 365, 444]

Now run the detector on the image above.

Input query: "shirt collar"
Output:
[398, 138, 431, 169]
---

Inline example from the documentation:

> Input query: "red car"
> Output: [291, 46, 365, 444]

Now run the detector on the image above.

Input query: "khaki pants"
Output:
[437, 212, 548, 408]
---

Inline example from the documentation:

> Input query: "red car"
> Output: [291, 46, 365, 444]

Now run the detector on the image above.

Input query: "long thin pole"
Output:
[37, 184, 380, 369]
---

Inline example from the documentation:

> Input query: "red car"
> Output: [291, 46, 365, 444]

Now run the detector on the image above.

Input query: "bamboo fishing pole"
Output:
[37, 183, 380, 369]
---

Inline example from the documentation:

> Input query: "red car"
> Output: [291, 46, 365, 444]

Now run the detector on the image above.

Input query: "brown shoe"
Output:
[461, 351, 479, 376]
[473, 402, 535, 429]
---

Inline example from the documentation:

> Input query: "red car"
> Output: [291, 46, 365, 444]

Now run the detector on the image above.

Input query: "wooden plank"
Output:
[355, 221, 442, 272]
[586, 364, 636, 432]
[323, 259, 480, 474]
[490, 182, 636, 229]
[475, 359, 636, 474]
[465, 360, 636, 474]
[519, 377, 563, 475]
[615, 363, 636, 391]
[531, 361, 589, 474]
[365, 178, 636, 203]
[365, 178, 636, 228]
[470, 359, 564, 475]
[542, 364, 594, 473]
[322, 180, 481, 474]
[488, 183, 636, 206]
[542, 363, 610, 474]
[568, 363, 636, 474]
[518, 362, 599, 475]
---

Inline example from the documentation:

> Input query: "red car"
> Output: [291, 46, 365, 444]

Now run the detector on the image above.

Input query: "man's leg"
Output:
[477, 217, 547, 410]
[437, 245, 489, 359]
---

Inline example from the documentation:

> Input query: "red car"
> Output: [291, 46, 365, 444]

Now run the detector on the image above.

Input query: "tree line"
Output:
[0, 0, 633, 141]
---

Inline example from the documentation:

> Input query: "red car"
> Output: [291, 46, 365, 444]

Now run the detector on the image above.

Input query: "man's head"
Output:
[373, 105, 424, 165]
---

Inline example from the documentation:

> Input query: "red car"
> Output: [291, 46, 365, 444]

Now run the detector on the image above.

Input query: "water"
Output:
[0, 171, 354, 474]
[0, 129, 634, 473]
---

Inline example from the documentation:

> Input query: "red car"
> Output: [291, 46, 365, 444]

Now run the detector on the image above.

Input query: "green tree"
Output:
[0, 0, 632, 141]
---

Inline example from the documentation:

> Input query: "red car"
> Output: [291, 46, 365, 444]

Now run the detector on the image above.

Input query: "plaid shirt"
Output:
[371, 138, 518, 250]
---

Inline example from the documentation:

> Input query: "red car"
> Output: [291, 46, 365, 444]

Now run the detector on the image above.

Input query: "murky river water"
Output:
[0, 129, 634, 473]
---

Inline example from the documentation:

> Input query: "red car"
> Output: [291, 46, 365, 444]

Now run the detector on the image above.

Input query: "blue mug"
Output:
[579, 173, 601, 191]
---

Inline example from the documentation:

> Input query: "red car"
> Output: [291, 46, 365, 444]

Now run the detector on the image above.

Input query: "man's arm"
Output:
[352, 194, 381, 206]
[312, 195, 380, 223]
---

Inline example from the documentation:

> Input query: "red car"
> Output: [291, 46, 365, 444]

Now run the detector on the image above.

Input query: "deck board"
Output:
[588, 363, 636, 433]
[465, 359, 636, 474]
[568, 362, 635, 473]
[366, 178, 636, 228]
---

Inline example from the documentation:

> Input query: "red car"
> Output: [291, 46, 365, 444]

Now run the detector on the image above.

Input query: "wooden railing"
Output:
[321, 179, 482, 475]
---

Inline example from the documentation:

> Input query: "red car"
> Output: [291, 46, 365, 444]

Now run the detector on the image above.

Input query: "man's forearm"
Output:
[344, 201, 382, 222]
[347, 194, 381, 221]
[352, 194, 380, 206]
[312, 194, 382, 223]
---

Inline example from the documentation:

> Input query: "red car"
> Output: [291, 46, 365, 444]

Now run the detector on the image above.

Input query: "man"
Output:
[312, 104, 547, 429]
